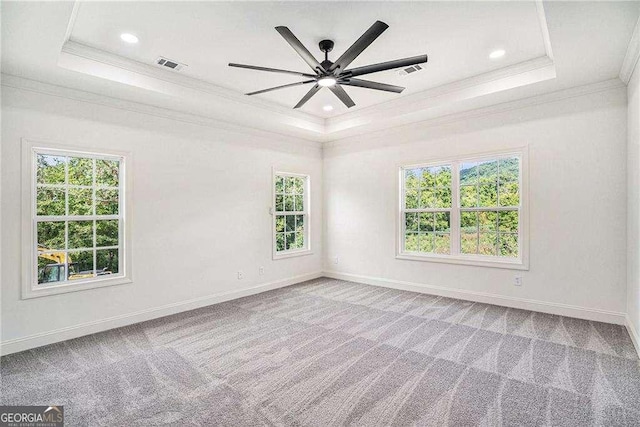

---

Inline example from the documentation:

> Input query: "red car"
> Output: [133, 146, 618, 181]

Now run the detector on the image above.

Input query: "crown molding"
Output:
[620, 16, 640, 85]
[324, 78, 626, 151]
[59, 40, 325, 136]
[0, 73, 322, 150]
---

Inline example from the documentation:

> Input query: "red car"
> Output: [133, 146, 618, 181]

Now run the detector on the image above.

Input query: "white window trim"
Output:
[396, 147, 529, 270]
[21, 138, 133, 299]
[272, 169, 312, 260]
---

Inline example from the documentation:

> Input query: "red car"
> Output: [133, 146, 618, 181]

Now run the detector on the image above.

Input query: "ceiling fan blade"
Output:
[229, 63, 317, 78]
[329, 21, 389, 73]
[342, 55, 428, 78]
[275, 26, 324, 73]
[294, 84, 321, 109]
[246, 80, 315, 96]
[340, 78, 404, 93]
[328, 84, 356, 108]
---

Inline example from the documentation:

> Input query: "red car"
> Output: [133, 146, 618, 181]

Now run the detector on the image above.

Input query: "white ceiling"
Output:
[69, 1, 547, 116]
[1, 1, 639, 143]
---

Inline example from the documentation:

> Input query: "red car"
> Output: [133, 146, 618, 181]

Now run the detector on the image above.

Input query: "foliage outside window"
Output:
[274, 173, 309, 256]
[400, 153, 523, 267]
[33, 149, 124, 289]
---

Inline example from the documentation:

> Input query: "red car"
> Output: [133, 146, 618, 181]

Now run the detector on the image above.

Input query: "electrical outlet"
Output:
[333, 256, 339, 265]
[514, 276, 523, 287]
[259, 266, 264, 276]
[237, 271, 244, 280]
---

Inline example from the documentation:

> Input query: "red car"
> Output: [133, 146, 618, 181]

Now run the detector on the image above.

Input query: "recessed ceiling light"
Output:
[120, 33, 139, 44]
[489, 49, 505, 59]
[323, 105, 334, 112]
[318, 77, 337, 87]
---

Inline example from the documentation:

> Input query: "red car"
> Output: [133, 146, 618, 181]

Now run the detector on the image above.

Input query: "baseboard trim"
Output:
[323, 271, 626, 325]
[0, 271, 323, 356]
[626, 314, 640, 358]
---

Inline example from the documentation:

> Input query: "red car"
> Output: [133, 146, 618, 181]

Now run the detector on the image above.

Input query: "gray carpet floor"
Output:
[1, 277, 639, 426]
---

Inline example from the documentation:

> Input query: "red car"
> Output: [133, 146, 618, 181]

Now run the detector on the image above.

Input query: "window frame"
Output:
[272, 170, 312, 260]
[397, 147, 529, 270]
[21, 139, 132, 299]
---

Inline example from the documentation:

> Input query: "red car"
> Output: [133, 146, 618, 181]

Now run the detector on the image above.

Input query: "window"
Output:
[399, 150, 528, 269]
[22, 141, 130, 298]
[273, 172, 310, 258]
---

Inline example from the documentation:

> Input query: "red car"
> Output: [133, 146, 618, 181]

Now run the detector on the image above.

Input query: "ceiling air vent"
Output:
[397, 64, 423, 77]
[155, 57, 187, 71]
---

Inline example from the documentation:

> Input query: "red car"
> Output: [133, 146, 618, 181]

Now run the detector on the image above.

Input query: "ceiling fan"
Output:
[229, 21, 428, 109]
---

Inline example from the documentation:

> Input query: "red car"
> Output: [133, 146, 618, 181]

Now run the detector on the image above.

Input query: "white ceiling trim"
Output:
[324, 78, 626, 151]
[324, 55, 556, 138]
[0, 73, 321, 149]
[535, 0, 554, 60]
[620, 15, 640, 84]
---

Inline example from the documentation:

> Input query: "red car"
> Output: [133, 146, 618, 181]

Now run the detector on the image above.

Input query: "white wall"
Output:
[324, 85, 628, 322]
[0, 85, 323, 352]
[628, 63, 640, 343]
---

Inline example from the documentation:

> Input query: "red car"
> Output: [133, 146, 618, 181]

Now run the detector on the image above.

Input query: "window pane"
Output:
[285, 177, 295, 194]
[405, 212, 418, 232]
[294, 194, 304, 211]
[405, 233, 418, 251]
[461, 232, 478, 254]
[68, 157, 93, 186]
[478, 211, 497, 231]
[498, 211, 519, 233]
[285, 215, 295, 232]
[38, 254, 66, 284]
[294, 232, 305, 249]
[295, 215, 304, 233]
[460, 162, 478, 185]
[69, 188, 93, 215]
[292, 177, 305, 194]
[405, 169, 420, 190]
[275, 216, 285, 232]
[434, 212, 450, 232]
[479, 184, 498, 207]
[275, 176, 284, 193]
[96, 249, 118, 275]
[435, 166, 452, 187]
[68, 250, 95, 280]
[419, 212, 434, 232]
[275, 195, 284, 212]
[285, 232, 295, 250]
[96, 159, 119, 187]
[405, 188, 419, 209]
[499, 182, 519, 207]
[434, 188, 452, 208]
[499, 158, 519, 183]
[37, 187, 65, 216]
[37, 221, 65, 250]
[460, 211, 478, 233]
[419, 189, 434, 209]
[479, 232, 497, 256]
[499, 233, 518, 257]
[460, 185, 477, 208]
[276, 233, 285, 251]
[96, 219, 118, 247]
[421, 168, 436, 188]
[37, 154, 66, 185]
[434, 233, 450, 254]
[68, 220, 93, 249]
[96, 189, 118, 215]
[284, 195, 294, 211]
[419, 233, 434, 253]
[478, 160, 498, 184]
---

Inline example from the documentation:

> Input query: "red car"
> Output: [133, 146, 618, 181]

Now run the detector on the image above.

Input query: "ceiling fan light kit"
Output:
[229, 20, 428, 109]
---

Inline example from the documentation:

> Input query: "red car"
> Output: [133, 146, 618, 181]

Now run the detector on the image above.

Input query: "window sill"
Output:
[22, 275, 132, 299]
[396, 252, 529, 270]
[273, 249, 313, 260]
